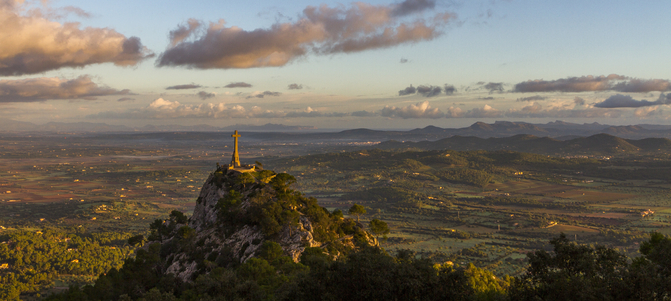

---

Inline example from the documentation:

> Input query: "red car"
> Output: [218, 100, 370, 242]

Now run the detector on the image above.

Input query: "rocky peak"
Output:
[147, 167, 376, 282]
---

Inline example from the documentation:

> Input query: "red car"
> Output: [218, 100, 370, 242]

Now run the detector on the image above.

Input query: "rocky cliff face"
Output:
[147, 168, 376, 283]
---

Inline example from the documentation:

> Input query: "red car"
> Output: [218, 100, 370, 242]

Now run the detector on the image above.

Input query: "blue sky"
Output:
[1, 0, 671, 129]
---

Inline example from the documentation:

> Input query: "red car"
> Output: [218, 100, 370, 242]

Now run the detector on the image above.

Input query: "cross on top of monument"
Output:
[231, 130, 241, 167]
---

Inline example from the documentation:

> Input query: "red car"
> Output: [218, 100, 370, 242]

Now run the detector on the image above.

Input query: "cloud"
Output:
[288, 83, 303, 90]
[93, 98, 347, 119]
[517, 95, 546, 102]
[197, 91, 215, 100]
[157, 0, 455, 69]
[611, 79, 671, 93]
[443, 84, 456, 95]
[166, 84, 201, 90]
[446, 106, 463, 117]
[225, 82, 252, 88]
[391, 0, 435, 16]
[246, 91, 282, 99]
[0, 76, 130, 103]
[483, 82, 503, 93]
[0, 1, 153, 76]
[117, 97, 135, 102]
[444, 105, 502, 118]
[400, 58, 408, 63]
[634, 106, 660, 118]
[594, 93, 671, 108]
[285, 107, 348, 118]
[398, 85, 417, 96]
[463, 104, 502, 118]
[514, 75, 671, 93]
[574, 97, 585, 105]
[380, 100, 444, 118]
[398, 84, 448, 97]
[417, 85, 442, 97]
[351, 110, 376, 117]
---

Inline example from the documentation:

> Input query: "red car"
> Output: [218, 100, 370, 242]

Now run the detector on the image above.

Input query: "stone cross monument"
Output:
[231, 130, 241, 167]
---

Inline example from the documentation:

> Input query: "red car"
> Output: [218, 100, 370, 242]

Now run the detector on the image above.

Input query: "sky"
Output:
[1, 0, 671, 129]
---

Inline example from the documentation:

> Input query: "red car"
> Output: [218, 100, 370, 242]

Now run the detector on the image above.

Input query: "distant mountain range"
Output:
[3, 119, 671, 141]
[376, 133, 671, 156]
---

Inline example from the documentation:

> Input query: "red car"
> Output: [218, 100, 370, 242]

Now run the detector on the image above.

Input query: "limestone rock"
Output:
[147, 168, 375, 283]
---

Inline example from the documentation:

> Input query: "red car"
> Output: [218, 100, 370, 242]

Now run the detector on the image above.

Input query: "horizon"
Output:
[2, 118, 670, 133]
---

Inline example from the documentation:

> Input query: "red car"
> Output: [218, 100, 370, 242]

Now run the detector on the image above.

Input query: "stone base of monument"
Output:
[226, 164, 257, 173]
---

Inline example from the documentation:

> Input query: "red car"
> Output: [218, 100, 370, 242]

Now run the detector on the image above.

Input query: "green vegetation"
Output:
[348, 204, 366, 222]
[41, 231, 671, 300]
[0, 229, 134, 300]
[369, 219, 389, 241]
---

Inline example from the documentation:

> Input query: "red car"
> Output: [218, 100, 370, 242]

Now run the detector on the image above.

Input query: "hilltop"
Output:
[157, 166, 377, 282]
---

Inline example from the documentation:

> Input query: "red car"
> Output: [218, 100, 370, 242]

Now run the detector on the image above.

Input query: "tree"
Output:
[348, 204, 367, 222]
[369, 219, 390, 242]
[169, 210, 187, 224]
[509, 233, 628, 300]
[270, 173, 296, 193]
[236, 172, 256, 189]
[258, 241, 283, 262]
[332, 209, 344, 219]
[127, 235, 144, 247]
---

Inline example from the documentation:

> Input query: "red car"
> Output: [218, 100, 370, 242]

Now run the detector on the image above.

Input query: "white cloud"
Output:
[92, 98, 348, 119]
[380, 100, 444, 118]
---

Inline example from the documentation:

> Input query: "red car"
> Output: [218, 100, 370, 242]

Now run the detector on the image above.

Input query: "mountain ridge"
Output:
[376, 133, 671, 155]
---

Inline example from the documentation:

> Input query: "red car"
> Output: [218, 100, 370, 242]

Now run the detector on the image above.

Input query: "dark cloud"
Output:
[166, 84, 201, 90]
[197, 91, 215, 100]
[246, 91, 282, 99]
[484, 82, 503, 93]
[611, 79, 671, 93]
[513, 75, 671, 93]
[399, 84, 447, 97]
[417, 85, 442, 97]
[400, 58, 408, 63]
[0, 2, 153, 76]
[117, 97, 135, 102]
[517, 95, 546, 102]
[225, 82, 253, 88]
[443, 85, 456, 95]
[157, 0, 454, 69]
[380, 101, 444, 118]
[0, 76, 130, 103]
[479, 97, 495, 100]
[391, 0, 436, 16]
[594, 93, 671, 108]
[288, 83, 303, 90]
[574, 97, 585, 105]
[351, 110, 376, 117]
[399, 85, 417, 96]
